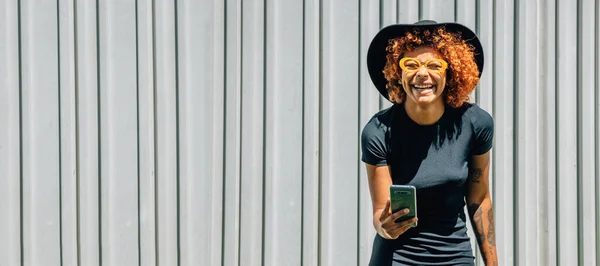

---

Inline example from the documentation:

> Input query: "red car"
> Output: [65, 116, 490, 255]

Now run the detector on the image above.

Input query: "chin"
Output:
[414, 96, 441, 105]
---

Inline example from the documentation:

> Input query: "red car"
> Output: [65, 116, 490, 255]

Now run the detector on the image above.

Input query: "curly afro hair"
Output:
[382, 26, 480, 108]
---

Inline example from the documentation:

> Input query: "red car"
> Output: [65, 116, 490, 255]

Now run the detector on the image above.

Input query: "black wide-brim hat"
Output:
[367, 20, 484, 101]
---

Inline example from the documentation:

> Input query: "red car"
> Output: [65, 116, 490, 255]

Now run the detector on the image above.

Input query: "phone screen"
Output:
[389, 185, 417, 224]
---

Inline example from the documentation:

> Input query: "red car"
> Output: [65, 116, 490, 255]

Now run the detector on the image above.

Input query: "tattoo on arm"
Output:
[487, 208, 496, 246]
[469, 203, 498, 266]
[469, 168, 483, 183]
[468, 203, 484, 245]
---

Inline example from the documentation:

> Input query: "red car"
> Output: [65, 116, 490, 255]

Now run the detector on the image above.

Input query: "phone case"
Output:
[389, 185, 417, 225]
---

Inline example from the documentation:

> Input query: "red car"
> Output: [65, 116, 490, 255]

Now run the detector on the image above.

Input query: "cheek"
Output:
[401, 73, 412, 87]
[435, 74, 446, 88]
[438, 78, 446, 88]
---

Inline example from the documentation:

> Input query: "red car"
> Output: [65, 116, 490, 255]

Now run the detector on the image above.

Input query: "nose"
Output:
[415, 66, 429, 78]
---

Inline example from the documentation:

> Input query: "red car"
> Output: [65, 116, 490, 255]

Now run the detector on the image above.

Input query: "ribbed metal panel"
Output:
[0, 0, 598, 266]
[0, 0, 21, 265]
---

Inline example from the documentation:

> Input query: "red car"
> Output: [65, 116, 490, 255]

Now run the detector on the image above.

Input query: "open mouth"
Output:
[411, 84, 436, 91]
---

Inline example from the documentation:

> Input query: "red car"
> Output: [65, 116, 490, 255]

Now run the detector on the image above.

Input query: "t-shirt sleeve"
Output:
[471, 106, 494, 155]
[361, 117, 389, 166]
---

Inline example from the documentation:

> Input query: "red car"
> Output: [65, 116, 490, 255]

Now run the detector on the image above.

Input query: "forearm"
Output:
[467, 197, 497, 266]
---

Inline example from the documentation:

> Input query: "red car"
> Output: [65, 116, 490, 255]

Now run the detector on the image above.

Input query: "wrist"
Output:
[481, 246, 498, 266]
[373, 219, 390, 239]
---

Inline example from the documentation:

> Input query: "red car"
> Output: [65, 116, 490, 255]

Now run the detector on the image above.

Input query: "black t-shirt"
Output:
[361, 103, 494, 266]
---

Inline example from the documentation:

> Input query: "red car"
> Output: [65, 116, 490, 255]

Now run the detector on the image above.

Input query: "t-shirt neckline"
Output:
[397, 103, 448, 128]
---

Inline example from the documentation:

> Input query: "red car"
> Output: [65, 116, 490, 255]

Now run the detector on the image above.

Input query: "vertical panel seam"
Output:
[237, 0, 243, 265]
[356, 0, 362, 265]
[491, 0, 497, 209]
[475, 0, 480, 39]
[73, 0, 82, 264]
[378, 0, 381, 28]
[596, 0, 600, 263]
[512, 0, 520, 264]
[18, 0, 24, 264]
[300, 0, 306, 264]
[554, 0, 560, 262]
[57, 0, 65, 264]
[474, 0, 480, 104]
[576, 0, 583, 264]
[95, 0, 103, 263]
[151, 0, 159, 265]
[593, 0, 600, 264]
[261, 0, 267, 265]
[453, 0, 457, 22]
[379, 0, 384, 107]
[134, 0, 141, 265]
[317, 0, 324, 264]
[394, 0, 398, 23]
[418, 0, 422, 21]
[377, 0, 382, 110]
[173, 0, 181, 265]
[221, 0, 228, 265]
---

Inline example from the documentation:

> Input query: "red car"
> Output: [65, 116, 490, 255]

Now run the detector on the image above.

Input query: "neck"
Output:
[404, 100, 445, 125]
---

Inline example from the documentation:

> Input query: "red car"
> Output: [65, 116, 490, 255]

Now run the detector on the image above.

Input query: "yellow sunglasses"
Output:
[399, 57, 448, 74]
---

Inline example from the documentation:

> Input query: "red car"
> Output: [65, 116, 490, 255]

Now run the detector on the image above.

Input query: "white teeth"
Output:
[412, 84, 434, 89]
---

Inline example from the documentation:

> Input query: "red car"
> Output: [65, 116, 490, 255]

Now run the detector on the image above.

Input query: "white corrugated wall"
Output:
[0, 0, 598, 265]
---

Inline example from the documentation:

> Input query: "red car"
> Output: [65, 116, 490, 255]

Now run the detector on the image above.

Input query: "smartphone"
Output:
[389, 185, 417, 225]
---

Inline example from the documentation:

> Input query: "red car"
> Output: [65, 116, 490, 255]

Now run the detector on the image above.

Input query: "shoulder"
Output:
[362, 106, 395, 137]
[361, 106, 395, 165]
[459, 103, 494, 131]
[459, 103, 494, 154]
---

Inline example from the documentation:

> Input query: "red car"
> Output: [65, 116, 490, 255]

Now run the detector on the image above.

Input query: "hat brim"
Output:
[366, 22, 484, 101]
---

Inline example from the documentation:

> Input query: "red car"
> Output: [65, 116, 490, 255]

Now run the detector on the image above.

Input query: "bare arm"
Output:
[365, 163, 417, 239]
[466, 151, 498, 266]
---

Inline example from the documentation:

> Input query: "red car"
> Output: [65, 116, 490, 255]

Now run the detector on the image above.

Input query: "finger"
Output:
[390, 217, 418, 231]
[398, 217, 418, 230]
[388, 221, 413, 237]
[388, 208, 410, 223]
[383, 218, 418, 239]
[389, 226, 410, 238]
[379, 198, 391, 220]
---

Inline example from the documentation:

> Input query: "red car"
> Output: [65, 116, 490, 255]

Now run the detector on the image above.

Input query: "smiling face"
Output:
[400, 47, 447, 108]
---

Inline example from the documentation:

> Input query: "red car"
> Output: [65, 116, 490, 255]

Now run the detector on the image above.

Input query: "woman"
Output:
[362, 20, 498, 265]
